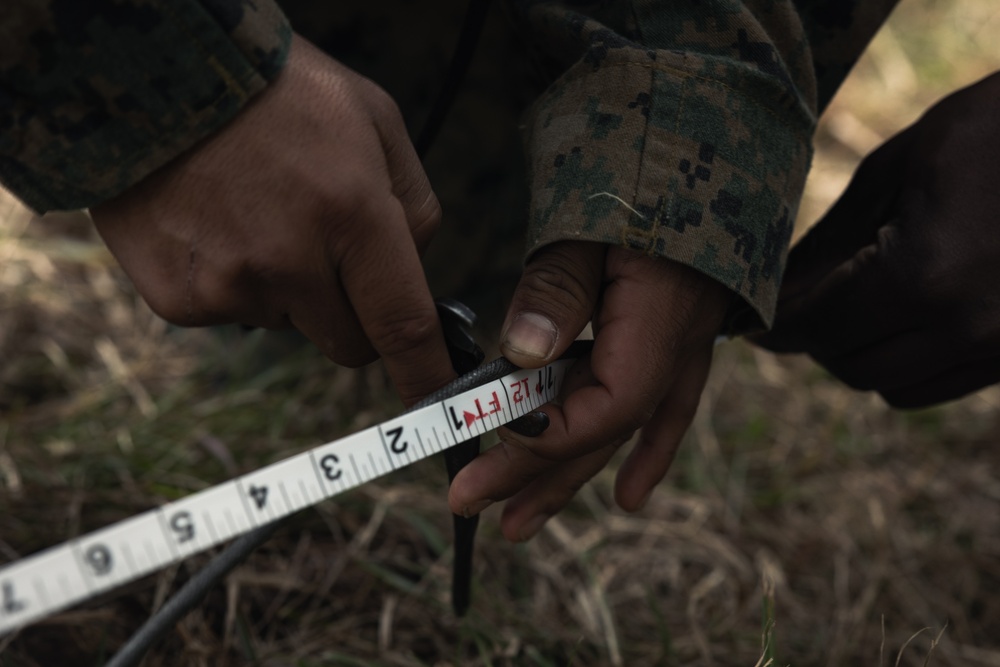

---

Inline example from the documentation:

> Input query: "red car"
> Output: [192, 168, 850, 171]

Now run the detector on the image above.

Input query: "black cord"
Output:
[104, 521, 283, 667]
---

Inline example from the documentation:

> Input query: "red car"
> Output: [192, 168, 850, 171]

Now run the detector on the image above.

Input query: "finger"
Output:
[371, 86, 442, 251]
[614, 342, 714, 512]
[503, 250, 724, 461]
[288, 280, 378, 367]
[756, 230, 915, 358]
[506, 411, 551, 437]
[815, 329, 966, 393]
[446, 435, 569, 519]
[880, 355, 1000, 409]
[500, 241, 605, 368]
[447, 355, 601, 517]
[498, 443, 621, 542]
[452, 253, 724, 518]
[778, 126, 914, 302]
[338, 197, 455, 406]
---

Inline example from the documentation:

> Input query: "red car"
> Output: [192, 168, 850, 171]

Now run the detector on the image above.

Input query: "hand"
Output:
[448, 241, 729, 541]
[90, 36, 454, 406]
[754, 72, 1000, 408]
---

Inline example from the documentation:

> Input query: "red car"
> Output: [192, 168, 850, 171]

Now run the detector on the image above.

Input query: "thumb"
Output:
[757, 129, 915, 354]
[779, 126, 913, 302]
[501, 241, 605, 368]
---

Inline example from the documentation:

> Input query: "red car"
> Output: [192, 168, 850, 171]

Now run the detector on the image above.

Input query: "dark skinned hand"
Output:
[448, 241, 729, 541]
[90, 35, 454, 407]
[754, 72, 1000, 408]
[91, 33, 731, 544]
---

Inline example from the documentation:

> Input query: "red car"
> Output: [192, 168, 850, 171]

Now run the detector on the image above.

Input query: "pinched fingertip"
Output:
[506, 411, 550, 437]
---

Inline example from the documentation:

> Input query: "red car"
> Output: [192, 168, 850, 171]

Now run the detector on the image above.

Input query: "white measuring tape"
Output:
[0, 358, 573, 636]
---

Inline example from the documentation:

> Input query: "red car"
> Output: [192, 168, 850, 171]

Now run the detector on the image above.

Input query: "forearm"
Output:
[510, 0, 900, 333]
[0, 0, 291, 213]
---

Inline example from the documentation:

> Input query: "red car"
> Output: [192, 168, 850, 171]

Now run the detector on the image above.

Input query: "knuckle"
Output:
[326, 346, 379, 369]
[321, 176, 375, 227]
[366, 306, 439, 357]
[408, 188, 442, 238]
[612, 391, 662, 436]
[500, 434, 556, 463]
[142, 266, 230, 326]
[142, 289, 191, 326]
[620, 406, 653, 436]
[364, 79, 404, 120]
[195, 260, 244, 310]
[360, 79, 411, 145]
[520, 258, 595, 317]
[147, 255, 252, 327]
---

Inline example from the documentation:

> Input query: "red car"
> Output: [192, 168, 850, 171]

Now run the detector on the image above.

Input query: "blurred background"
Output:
[1, 1, 999, 665]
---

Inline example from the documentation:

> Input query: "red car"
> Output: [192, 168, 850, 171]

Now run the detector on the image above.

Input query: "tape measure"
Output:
[0, 357, 573, 636]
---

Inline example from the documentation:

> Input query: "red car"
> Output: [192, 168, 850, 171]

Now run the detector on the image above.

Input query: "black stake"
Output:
[435, 299, 485, 616]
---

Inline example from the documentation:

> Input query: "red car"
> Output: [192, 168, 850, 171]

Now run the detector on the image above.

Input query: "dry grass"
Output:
[2, 1, 1000, 665]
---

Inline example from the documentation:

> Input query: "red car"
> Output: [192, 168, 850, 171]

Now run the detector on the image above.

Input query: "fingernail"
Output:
[517, 514, 550, 542]
[462, 499, 493, 518]
[506, 411, 550, 437]
[503, 312, 557, 360]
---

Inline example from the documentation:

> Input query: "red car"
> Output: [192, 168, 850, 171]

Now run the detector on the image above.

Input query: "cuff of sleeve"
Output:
[524, 47, 815, 334]
[0, 0, 292, 213]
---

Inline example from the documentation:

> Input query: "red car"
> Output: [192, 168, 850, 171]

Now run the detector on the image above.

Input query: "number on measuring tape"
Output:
[2, 582, 24, 615]
[509, 377, 530, 404]
[170, 511, 195, 543]
[448, 406, 464, 431]
[385, 426, 407, 454]
[537, 366, 553, 393]
[442, 389, 506, 436]
[248, 485, 268, 510]
[83, 544, 113, 576]
[0, 355, 577, 636]
[319, 454, 342, 481]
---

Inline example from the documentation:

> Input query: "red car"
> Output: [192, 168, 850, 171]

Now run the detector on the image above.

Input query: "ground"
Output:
[1, 2, 999, 665]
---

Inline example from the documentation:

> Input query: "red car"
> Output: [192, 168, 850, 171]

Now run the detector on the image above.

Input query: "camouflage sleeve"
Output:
[0, 0, 292, 213]
[512, 0, 900, 333]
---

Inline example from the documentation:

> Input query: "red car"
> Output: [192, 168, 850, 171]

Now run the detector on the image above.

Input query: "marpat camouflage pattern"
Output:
[0, 0, 290, 212]
[0, 0, 902, 332]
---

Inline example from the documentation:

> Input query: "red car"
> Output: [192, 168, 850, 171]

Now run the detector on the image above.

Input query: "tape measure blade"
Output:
[0, 544, 87, 634]
[0, 358, 575, 636]
[74, 510, 172, 592]
[237, 453, 324, 524]
[0, 506, 180, 634]
[442, 379, 507, 438]
[310, 430, 383, 492]
[495, 369, 536, 419]
[377, 400, 462, 470]
[162, 482, 257, 560]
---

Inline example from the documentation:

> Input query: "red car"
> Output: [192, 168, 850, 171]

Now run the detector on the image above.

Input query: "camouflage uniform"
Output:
[0, 1, 290, 212]
[0, 0, 902, 333]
